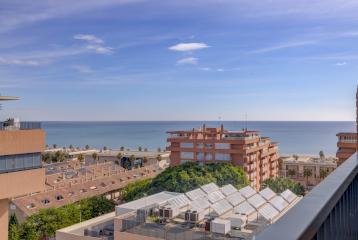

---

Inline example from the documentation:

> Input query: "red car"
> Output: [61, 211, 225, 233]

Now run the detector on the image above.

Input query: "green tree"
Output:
[287, 169, 296, 178]
[319, 168, 328, 179]
[92, 152, 98, 163]
[103, 146, 108, 151]
[120, 146, 125, 151]
[262, 177, 305, 196]
[122, 162, 249, 201]
[77, 154, 84, 165]
[293, 154, 299, 160]
[9, 224, 20, 240]
[157, 147, 161, 152]
[85, 145, 90, 150]
[9, 213, 18, 227]
[319, 150, 325, 160]
[303, 168, 313, 186]
[69, 144, 74, 150]
[156, 154, 162, 162]
[52, 144, 57, 149]
[138, 146, 142, 151]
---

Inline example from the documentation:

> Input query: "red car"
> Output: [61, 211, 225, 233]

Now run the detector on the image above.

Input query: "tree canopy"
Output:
[11, 196, 114, 240]
[261, 177, 305, 196]
[122, 162, 249, 201]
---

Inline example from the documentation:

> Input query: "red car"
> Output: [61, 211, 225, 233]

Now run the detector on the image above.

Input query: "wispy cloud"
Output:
[169, 42, 209, 52]
[71, 65, 93, 73]
[74, 34, 104, 44]
[74, 34, 114, 54]
[0, 57, 47, 66]
[335, 62, 347, 66]
[176, 57, 198, 65]
[251, 40, 318, 54]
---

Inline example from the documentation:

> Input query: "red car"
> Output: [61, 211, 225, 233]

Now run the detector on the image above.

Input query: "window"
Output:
[0, 153, 41, 173]
[197, 152, 204, 160]
[206, 153, 213, 160]
[56, 195, 64, 201]
[181, 142, 193, 148]
[215, 143, 230, 149]
[215, 153, 231, 161]
[41, 199, 50, 205]
[181, 152, 194, 159]
[26, 203, 36, 209]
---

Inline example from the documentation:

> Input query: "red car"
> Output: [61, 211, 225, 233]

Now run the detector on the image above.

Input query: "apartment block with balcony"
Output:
[166, 124, 279, 189]
[336, 132, 357, 165]
[0, 97, 46, 240]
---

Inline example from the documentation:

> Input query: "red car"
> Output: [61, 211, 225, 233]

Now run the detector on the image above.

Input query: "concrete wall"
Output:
[0, 129, 45, 155]
[0, 199, 8, 240]
[0, 167, 45, 199]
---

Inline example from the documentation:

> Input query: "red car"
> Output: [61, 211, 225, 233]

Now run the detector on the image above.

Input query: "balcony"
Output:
[256, 153, 358, 240]
[0, 121, 41, 130]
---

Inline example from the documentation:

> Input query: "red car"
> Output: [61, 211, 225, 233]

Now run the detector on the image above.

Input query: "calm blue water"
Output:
[42, 121, 355, 156]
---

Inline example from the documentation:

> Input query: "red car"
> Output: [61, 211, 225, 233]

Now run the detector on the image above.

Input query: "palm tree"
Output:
[92, 152, 98, 164]
[85, 145, 90, 150]
[287, 169, 296, 178]
[156, 154, 162, 162]
[116, 152, 123, 161]
[53, 144, 57, 149]
[69, 144, 74, 150]
[319, 150, 325, 160]
[293, 154, 299, 160]
[303, 168, 313, 186]
[103, 146, 108, 151]
[319, 168, 328, 179]
[77, 154, 84, 166]
[157, 147, 161, 152]
[138, 146, 142, 152]
[120, 146, 125, 151]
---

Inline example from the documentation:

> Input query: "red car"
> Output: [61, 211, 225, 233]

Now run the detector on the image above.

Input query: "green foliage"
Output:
[120, 146, 125, 151]
[42, 151, 69, 163]
[92, 152, 98, 161]
[138, 146, 142, 151]
[85, 144, 90, 150]
[122, 162, 249, 201]
[9, 213, 18, 227]
[9, 224, 21, 240]
[13, 196, 114, 239]
[122, 179, 152, 201]
[262, 177, 305, 196]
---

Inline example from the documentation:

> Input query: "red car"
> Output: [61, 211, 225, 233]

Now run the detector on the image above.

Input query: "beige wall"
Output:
[0, 129, 45, 155]
[0, 168, 45, 199]
[0, 199, 8, 240]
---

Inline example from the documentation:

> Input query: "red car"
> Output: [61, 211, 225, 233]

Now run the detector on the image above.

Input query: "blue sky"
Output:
[0, 0, 357, 121]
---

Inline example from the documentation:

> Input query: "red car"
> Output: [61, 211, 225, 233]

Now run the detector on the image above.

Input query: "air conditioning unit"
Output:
[185, 210, 191, 221]
[190, 211, 199, 222]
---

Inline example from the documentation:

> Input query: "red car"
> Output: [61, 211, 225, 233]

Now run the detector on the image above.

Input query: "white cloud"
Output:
[74, 34, 103, 44]
[335, 62, 347, 66]
[86, 45, 114, 54]
[252, 40, 318, 54]
[176, 57, 198, 65]
[169, 42, 209, 52]
[0, 57, 46, 66]
[71, 65, 93, 73]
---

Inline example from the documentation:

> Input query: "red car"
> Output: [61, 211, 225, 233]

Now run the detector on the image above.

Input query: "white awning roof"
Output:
[226, 191, 246, 207]
[207, 190, 226, 204]
[211, 199, 233, 216]
[201, 183, 219, 194]
[239, 186, 256, 199]
[259, 187, 276, 201]
[247, 193, 266, 209]
[190, 197, 211, 212]
[258, 203, 280, 221]
[167, 194, 191, 209]
[185, 188, 207, 201]
[280, 189, 297, 203]
[269, 195, 289, 212]
[220, 184, 238, 196]
[235, 201, 256, 216]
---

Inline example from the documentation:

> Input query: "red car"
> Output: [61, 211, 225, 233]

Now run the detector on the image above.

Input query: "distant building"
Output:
[0, 96, 46, 240]
[279, 155, 337, 190]
[336, 86, 358, 165]
[166, 124, 279, 189]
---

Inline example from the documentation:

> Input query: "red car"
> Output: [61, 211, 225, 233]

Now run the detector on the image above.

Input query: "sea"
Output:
[43, 121, 356, 156]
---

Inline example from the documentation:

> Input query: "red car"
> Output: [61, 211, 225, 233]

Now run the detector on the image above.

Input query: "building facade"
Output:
[166, 124, 279, 189]
[336, 87, 358, 165]
[0, 97, 45, 240]
[279, 155, 337, 190]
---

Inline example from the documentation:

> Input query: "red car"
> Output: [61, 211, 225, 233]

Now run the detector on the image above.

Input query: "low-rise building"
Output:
[279, 155, 337, 190]
[56, 182, 301, 240]
[167, 124, 279, 190]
